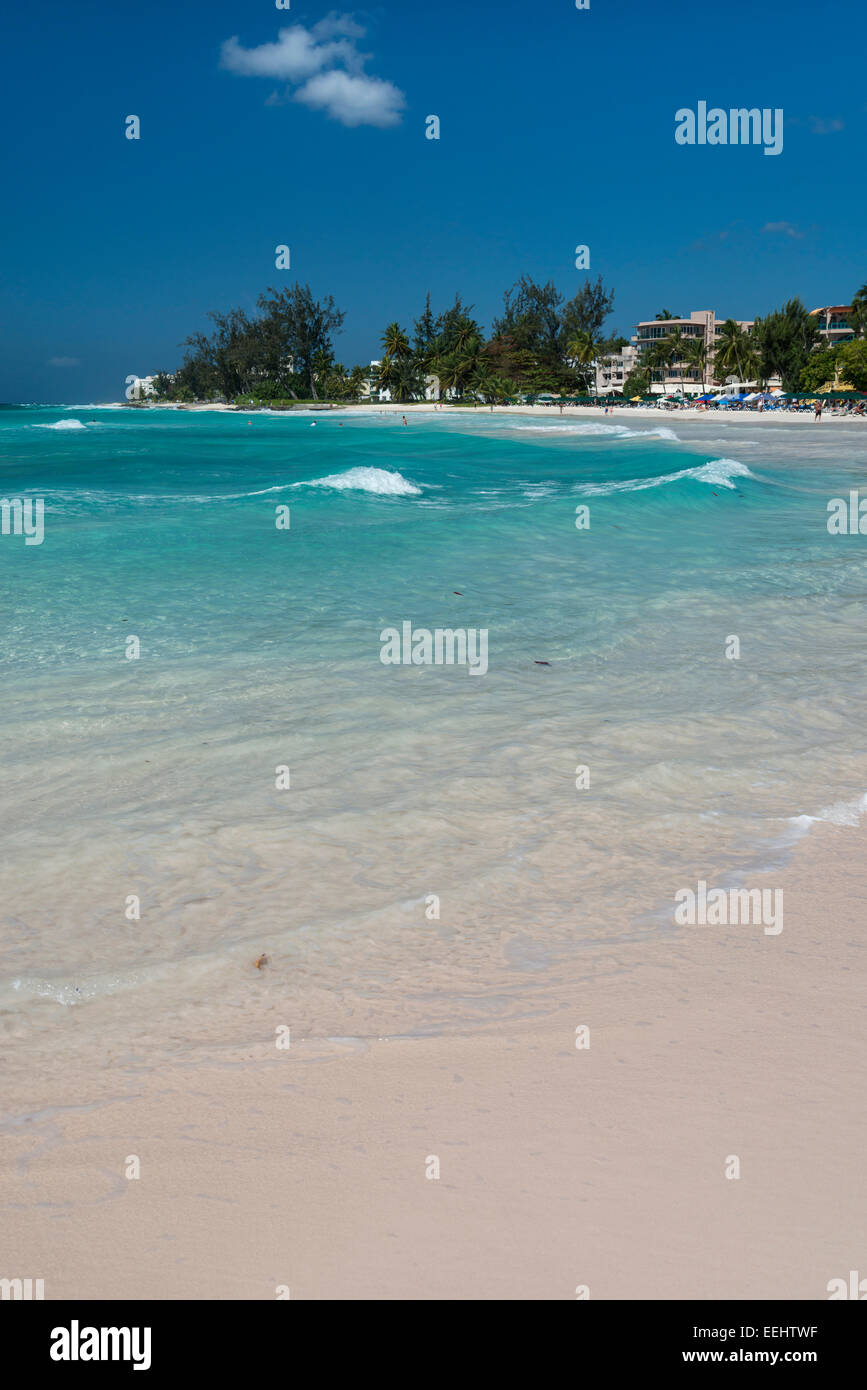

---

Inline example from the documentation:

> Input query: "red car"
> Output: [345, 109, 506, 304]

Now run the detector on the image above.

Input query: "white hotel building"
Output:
[631, 310, 758, 395]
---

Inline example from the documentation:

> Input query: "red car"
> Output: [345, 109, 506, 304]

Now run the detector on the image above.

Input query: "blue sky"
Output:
[1, 0, 863, 402]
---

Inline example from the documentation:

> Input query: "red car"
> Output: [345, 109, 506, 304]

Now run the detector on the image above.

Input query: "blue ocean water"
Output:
[1, 404, 866, 1058]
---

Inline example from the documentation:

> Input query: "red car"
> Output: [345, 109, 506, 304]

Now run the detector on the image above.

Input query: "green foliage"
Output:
[146, 272, 619, 405]
[151, 371, 175, 400]
[598, 335, 630, 355]
[836, 339, 867, 392]
[561, 276, 616, 345]
[493, 275, 565, 361]
[623, 367, 651, 398]
[799, 344, 841, 392]
[751, 298, 819, 392]
[153, 283, 344, 404]
[848, 283, 867, 339]
[713, 319, 760, 385]
[486, 274, 614, 393]
[256, 284, 345, 401]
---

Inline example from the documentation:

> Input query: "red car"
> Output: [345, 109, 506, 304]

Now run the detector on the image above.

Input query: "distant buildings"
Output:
[364, 362, 447, 402]
[594, 343, 638, 395]
[609, 303, 857, 397]
[809, 306, 855, 345]
[631, 310, 756, 395]
[128, 375, 159, 399]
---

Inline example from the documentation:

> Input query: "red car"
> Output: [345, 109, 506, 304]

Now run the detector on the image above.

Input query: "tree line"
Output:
[150, 275, 624, 404]
[149, 277, 867, 405]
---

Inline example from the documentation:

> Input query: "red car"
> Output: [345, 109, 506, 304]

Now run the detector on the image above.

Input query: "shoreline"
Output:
[3, 403, 865, 1300]
[100, 400, 867, 425]
[2, 812, 864, 1299]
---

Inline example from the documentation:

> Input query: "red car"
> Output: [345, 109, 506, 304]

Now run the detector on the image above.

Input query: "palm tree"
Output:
[849, 283, 867, 339]
[565, 331, 598, 394]
[382, 322, 410, 359]
[379, 322, 415, 401]
[397, 357, 423, 402]
[470, 365, 496, 403]
[650, 334, 678, 393]
[451, 320, 477, 354]
[494, 376, 519, 403]
[664, 327, 688, 395]
[714, 319, 759, 388]
[432, 352, 461, 400]
[376, 354, 401, 401]
[456, 335, 483, 396]
[655, 310, 677, 320]
[684, 338, 708, 394]
[323, 362, 349, 400]
[643, 340, 668, 394]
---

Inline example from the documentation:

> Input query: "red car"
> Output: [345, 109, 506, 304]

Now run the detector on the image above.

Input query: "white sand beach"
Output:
[2, 813, 864, 1301]
[123, 399, 866, 425]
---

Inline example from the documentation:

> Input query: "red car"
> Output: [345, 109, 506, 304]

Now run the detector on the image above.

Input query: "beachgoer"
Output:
[814, 401, 823, 421]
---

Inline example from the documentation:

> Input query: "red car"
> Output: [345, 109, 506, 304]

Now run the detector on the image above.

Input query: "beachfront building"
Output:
[128, 374, 158, 399]
[809, 305, 855, 345]
[360, 360, 389, 401]
[594, 343, 638, 395]
[632, 310, 757, 395]
[361, 362, 445, 402]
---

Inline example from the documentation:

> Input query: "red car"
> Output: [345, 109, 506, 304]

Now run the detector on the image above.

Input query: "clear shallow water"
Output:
[2, 405, 867, 1071]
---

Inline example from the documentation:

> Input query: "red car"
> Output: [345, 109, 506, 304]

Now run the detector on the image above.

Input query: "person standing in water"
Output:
[814, 400, 823, 421]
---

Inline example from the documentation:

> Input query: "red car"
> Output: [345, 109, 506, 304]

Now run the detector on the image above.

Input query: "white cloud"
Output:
[220, 15, 404, 128]
[220, 28, 355, 82]
[312, 12, 366, 41]
[762, 221, 805, 239]
[294, 69, 405, 128]
[47, 356, 80, 368]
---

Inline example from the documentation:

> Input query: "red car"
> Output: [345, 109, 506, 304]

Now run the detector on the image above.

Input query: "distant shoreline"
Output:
[106, 399, 866, 424]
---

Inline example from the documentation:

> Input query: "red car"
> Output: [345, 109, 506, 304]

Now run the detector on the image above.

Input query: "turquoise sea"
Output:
[2, 404, 867, 1067]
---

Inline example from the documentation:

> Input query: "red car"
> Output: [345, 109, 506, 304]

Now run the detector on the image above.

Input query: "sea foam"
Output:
[574, 457, 754, 496]
[292, 467, 423, 496]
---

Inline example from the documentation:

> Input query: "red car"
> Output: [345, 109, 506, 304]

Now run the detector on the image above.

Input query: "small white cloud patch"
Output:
[220, 15, 405, 129]
[294, 70, 405, 128]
